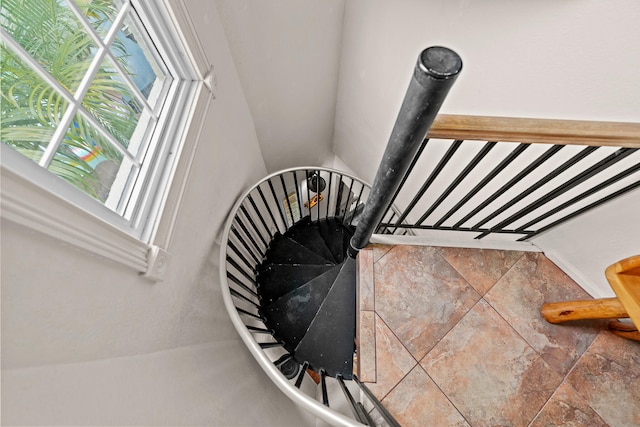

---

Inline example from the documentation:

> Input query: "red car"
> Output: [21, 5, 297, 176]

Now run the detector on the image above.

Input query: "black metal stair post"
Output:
[348, 46, 463, 257]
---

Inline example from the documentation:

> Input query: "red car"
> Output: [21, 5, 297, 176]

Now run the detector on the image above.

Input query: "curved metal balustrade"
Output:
[219, 167, 404, 426]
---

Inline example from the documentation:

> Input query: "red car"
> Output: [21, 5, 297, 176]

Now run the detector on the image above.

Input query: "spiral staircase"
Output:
[220, 47, 462, 425]
[220, 167, 406, 426]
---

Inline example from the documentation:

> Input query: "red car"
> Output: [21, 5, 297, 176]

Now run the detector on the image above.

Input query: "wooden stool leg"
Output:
[608, 320, 640, 342]
[541, 297, 628, 323]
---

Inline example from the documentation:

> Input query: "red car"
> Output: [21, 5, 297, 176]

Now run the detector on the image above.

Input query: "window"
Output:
[1, 0, 200, 243]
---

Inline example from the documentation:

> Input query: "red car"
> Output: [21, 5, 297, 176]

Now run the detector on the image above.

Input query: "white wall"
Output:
[531, 187, 640, 299]
[215, 0, 346, 172]
[334, 0, 640, 184]
[333, 0, 640, 296]
[1, 2, 311, 425]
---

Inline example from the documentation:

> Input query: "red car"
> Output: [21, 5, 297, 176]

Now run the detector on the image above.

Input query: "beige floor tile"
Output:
[566, 331, 640, 427]
[421, 300, 562, 427]
[375, 245, 481, 360]
[439, 247, 524, 295]
[485, 252, 605, 376]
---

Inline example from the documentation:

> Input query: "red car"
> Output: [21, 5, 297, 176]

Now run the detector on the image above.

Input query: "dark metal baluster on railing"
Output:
[348, 184, 366, 226]
[292, 171, 302, 221]
[518, 179, 640, 241]
[516, 162, 640, 234]
[240, 205, 268, 249]
[334, 174, 345, 218]
[236, 307, 264, 321]
[348, 46, 462, 256]
[413, 141, 496, 226]
[470, 146, 598, 233]
[259, 342, 282, 349]
[227, 272, 260, 299]
[320, 370, 329, 407]
[268, 180, 289, 231]
[247, 193, 273, 239]
[235, 216, 265, 258]
[230, 227, 261, 265]
[337, 375, 374, 425]
[379, 138, 430, 228]
[353, 375, 401, 427]
[315, 169, 321, 222]
[326, 172, 333, 219]
[257, 186, 283, 235]
[389, 139, 463, 232]
[230, 288, 261, 310]
[226, 257, 259, 288]
[437, 143, 532, 227]
[280, 175, 294, 228]
[295, 361, 309, 388]
[342, 178, 355, 223]
[475, 147, 636, 239]
[227, 241, 257, 274]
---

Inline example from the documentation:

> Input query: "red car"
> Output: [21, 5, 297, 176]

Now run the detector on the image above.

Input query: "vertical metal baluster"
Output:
[280, 174, 294, 228]
[334, 174, 345, 217]
[326, 172, 333, 220]
[517, 162, 640, 233]
[349, 184, 366, 226]
[248, 193, 272, 239]
[475, 147, 633, 239]
[470, 146, 598, 231]
[353, 375, 401, 427]
[231, 227, 261, 265]
[292, 171, 302, 222]
[295, 361, 310, 388]
[390, 139, 463, 232]
[240, 205, 268, 249]
[315, 169, 321, 223]
[235, 216, 264, 258]
[305, 170, 313, 222]
[518, 180, 640, 241]
[414, 141, 495, 226]
[337, 375, 372, 425]
[268, 179, 289, 231]
[436, 143, 533, 228]
[257, 185, 282, 235]
[380, 138, 430, 225]
[227, 241, 256, 274]
[320, 370, 329, 407]
[226, 256, 258, 287]
[342, 177, 355, 224]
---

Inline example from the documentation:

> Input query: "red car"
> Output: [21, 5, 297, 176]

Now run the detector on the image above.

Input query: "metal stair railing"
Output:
[219, 166, 405, 426]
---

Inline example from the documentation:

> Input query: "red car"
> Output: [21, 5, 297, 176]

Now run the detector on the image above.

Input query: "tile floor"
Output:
[356, 245, 640, 427]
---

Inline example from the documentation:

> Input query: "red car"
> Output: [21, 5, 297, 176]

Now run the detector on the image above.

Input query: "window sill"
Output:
[1, 83, 212, 281]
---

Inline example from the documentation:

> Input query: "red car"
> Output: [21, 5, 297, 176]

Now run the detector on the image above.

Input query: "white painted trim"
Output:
[151, 86, 212, 249]
[0, 160, 148, 272]
[369, 233, 542, 252]
[163, 0, 211, 77]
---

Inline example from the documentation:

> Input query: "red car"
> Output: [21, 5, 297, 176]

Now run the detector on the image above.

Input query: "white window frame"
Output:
[0, 0, 213, 280]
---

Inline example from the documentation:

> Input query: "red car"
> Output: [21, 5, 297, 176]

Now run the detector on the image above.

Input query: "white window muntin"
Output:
[1, 0, 199, 242]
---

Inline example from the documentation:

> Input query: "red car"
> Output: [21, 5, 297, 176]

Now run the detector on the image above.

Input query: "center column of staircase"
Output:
[348, 46, 463, 257]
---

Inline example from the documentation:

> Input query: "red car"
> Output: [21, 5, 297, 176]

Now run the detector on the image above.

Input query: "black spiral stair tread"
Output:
[316, 218, 353, 263]
[294, 257, 356, 378]
[265, 234, 334, 265]
[285, 217, 337, 263]
[262, 263, 343, 353]
[257, 264, 336, 303]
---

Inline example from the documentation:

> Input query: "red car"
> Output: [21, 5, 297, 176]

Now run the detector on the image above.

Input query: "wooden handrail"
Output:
[429, 115, 640, 148]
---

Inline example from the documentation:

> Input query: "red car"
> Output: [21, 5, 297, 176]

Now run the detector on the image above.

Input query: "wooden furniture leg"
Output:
[541, 297, 628, 323]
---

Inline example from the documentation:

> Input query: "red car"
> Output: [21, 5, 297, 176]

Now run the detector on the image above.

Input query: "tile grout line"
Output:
[416, 362, 475, 427]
